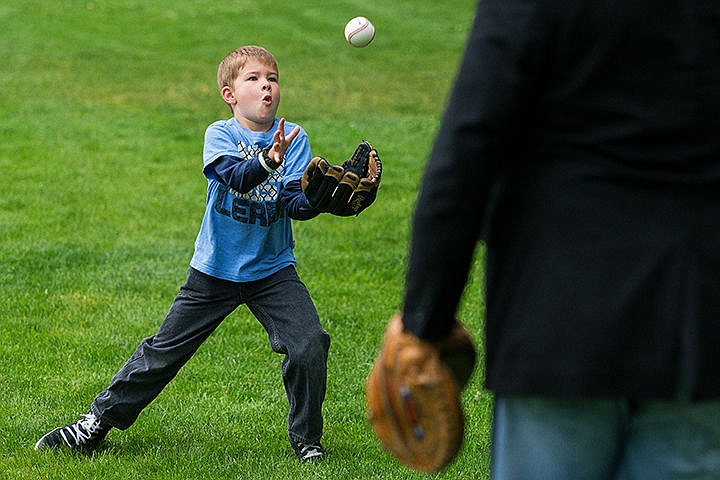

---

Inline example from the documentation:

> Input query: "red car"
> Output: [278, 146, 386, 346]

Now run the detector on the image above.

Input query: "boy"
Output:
[36, 45, 333, 462]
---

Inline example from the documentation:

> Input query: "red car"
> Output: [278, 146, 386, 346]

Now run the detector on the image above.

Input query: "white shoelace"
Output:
[59, 413, 102, 446]
[299, 444, 324, 459]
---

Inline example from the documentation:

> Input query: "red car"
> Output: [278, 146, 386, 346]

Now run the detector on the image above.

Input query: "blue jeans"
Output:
[91, 266, 330, 444]
[491, 395, 720, 480]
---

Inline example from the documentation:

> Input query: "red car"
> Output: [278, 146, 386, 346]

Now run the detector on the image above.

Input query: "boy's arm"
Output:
[282, 179, 320, 220]
[211, 155, 270, 194]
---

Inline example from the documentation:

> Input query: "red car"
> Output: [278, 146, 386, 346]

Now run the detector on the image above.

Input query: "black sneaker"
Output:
[291, 439, 327, 462]
[35, 412, 111, 452]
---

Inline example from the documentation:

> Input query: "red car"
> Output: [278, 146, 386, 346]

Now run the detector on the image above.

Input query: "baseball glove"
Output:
[301, 140, 382, 216]
[366, 314, 476, 473]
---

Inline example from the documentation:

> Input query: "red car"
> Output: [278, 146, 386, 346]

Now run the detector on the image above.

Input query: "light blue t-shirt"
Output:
[190, 117, 312, 282]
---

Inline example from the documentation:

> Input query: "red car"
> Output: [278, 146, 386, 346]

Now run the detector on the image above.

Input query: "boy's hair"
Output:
[217, 45, 278, 91]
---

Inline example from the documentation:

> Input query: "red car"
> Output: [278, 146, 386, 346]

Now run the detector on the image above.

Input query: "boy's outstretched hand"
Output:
[261, 118, 300, 170]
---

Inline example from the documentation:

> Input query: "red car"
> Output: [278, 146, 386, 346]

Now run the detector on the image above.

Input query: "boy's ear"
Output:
[220, 86, 235, 106]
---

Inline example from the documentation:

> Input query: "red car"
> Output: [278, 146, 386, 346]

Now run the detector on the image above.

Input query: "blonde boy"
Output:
[36, 46, 330, 462]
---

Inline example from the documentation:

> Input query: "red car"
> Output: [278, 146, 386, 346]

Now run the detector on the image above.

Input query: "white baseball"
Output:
[344, 16, 375, 48]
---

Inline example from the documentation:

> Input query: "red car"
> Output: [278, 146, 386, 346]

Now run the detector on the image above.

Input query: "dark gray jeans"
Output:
[91, 265, 330, 444]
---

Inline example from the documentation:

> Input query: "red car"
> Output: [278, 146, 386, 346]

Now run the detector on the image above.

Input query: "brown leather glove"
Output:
[366, 313, 476, 472]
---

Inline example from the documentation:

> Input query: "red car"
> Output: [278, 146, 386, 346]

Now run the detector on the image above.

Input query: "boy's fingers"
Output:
[287, 125, 301, 143]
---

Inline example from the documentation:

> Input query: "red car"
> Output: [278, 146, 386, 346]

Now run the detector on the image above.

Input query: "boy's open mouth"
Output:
[262, 95, 272, 105]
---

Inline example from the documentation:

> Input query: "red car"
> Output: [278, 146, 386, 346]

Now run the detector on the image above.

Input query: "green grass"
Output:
[0, 1, 491, 478]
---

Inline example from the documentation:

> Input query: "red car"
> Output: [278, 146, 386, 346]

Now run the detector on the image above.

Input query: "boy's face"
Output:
[221, 59, 280, 132]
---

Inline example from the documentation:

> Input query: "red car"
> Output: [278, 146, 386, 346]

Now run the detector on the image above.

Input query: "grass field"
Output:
[0, 1, 492, 478]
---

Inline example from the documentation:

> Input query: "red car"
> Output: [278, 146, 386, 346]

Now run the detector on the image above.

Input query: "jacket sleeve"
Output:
[402, 0, 547, 340]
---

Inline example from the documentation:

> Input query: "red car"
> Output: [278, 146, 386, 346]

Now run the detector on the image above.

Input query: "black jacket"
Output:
[403, 0, 720, 400]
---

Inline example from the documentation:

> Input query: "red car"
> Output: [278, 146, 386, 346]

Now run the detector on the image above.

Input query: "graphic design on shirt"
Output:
[212, 141, 285, 227]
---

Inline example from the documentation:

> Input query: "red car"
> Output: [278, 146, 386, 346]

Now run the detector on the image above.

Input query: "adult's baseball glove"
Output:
[366, 314, 476, 473]
[301, 140, 382, 216]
